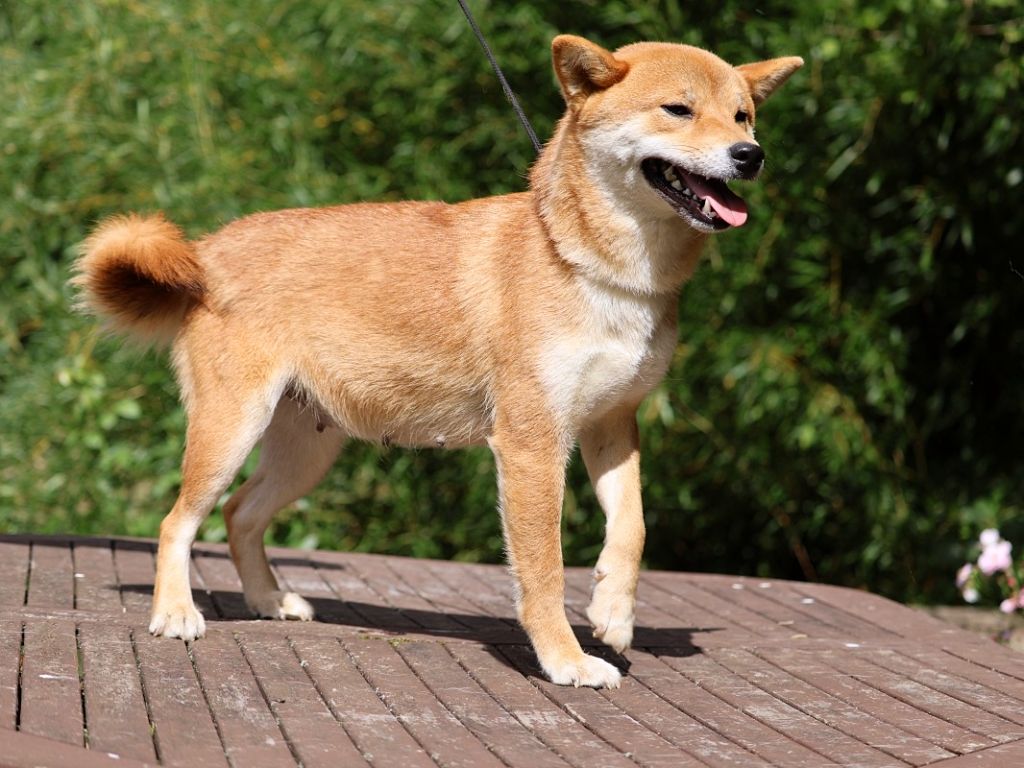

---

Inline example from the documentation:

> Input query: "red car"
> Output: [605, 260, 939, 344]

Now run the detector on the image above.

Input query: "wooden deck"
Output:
[2, 534, 1023, 767]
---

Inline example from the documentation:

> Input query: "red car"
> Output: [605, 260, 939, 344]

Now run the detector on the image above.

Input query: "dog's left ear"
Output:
[736, 56, 804, 105]
[552, 35, 629, 109]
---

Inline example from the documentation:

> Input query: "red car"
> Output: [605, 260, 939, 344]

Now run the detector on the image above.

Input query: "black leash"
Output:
[456, 0, 542, 156]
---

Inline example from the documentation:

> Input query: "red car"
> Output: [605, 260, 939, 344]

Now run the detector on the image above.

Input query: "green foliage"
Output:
[1, 0, 1021, 604]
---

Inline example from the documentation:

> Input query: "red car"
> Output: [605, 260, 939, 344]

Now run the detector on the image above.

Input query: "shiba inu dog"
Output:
[75, 35, 801, 688]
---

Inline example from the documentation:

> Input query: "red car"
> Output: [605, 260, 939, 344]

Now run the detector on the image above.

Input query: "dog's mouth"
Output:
[641, 158, 748, 231]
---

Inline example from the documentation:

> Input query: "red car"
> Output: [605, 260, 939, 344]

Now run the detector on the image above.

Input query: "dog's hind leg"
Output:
[223, 395, 344, 621]
[149, 345, 283, 641]
[579, 405, 644, 654]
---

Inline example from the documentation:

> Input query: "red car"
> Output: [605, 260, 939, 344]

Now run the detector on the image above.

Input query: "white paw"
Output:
[150, 604, 206, 640]
[587, 580, 635, 653]
[542, 652, 622, 689]
[247, 590, 315, 621]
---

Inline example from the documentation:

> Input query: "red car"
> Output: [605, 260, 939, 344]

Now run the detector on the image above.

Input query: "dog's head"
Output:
[551, 35, 802, 233]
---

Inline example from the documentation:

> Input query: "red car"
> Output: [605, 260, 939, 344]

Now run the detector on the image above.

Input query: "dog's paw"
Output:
[587, 579, 635, 653]
[542, 652, 622, 689]
[149, 604, 206, 641]
[247, 590, 315, 622]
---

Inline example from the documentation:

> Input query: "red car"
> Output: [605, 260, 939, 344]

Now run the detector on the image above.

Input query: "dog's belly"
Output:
[339, 394, 493, 450]
[292, 351, 494, 450]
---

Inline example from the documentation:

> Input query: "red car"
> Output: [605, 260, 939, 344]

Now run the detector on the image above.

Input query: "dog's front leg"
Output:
[490, 413, 621, 688]
[579, 406, 644, 653]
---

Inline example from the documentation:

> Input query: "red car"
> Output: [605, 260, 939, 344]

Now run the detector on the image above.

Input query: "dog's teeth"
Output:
[701, 198, 713, 216]
[671, 179, 683, 191]
[664, 166, 678, 182]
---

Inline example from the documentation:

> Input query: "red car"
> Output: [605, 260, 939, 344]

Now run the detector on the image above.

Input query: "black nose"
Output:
[729, 142, 764, 177]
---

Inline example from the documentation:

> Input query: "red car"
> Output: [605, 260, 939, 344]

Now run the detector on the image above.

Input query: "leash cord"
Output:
[456, 0, 542, 156]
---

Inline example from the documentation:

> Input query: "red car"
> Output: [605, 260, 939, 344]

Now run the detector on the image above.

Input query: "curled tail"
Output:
[74, 213, 205, 344]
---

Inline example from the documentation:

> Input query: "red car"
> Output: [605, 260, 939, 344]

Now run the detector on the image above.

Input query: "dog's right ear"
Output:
[552, 35, 629, 109]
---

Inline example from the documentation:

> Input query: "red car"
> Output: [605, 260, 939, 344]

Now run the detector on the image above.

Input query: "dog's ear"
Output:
[552, 35, 629, 109]
[736, 56, 804, 105]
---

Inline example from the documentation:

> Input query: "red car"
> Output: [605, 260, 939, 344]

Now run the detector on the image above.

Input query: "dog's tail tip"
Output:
[73, 212, 205, 346]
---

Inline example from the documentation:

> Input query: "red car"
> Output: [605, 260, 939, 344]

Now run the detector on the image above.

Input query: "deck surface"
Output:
[1, 533, 1023, 768]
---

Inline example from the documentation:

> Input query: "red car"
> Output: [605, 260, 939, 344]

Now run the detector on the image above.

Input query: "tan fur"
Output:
[74, 213, 205, 344]
[75, 36, 801, 688]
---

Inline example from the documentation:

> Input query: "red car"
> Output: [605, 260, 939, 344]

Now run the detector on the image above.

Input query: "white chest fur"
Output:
[537, 279, 677, 428]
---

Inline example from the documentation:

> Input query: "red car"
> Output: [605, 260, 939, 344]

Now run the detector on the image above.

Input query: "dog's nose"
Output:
[729, 142, 764, 177]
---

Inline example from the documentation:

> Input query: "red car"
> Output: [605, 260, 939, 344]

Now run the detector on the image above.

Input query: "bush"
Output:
[1, 0, 1020, 604]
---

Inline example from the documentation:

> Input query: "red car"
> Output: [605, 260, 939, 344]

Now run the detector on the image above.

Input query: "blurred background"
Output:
[1, 0, 1021, 606]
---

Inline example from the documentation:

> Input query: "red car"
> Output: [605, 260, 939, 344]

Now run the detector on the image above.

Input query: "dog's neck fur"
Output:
[530, 112, 708, 297]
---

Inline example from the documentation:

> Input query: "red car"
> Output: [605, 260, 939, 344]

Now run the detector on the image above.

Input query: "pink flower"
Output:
[980, 528, 1002, 548]
[1000, 598, 1019, 614]
[978, 540, 1013, 575]
[956, 563, 973, 588]
[962, 587, 980, 604]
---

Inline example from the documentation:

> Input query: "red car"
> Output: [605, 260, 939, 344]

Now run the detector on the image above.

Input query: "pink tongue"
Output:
[680, 170, 748, 227]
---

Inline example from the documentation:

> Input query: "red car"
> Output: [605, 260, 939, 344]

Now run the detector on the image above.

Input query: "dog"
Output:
[75, 35, 801, 688]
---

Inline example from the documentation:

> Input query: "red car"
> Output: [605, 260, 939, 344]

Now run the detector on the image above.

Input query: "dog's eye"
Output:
[735, 110, 750, 123]
[662, 104, 692, 117]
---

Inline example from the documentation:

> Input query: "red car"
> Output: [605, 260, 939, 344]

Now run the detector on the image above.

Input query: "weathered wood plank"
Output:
[692, 577, 848, 641]
[110, 541, 156, 617]
[503, 644, 702, 768]
[941, 641, 1024, 682]
[387, 554, 513, 638]
[0, 540, 30, 607]
[676, 650, 899, 767]
[424, 560, 526, 644]
[0, 729, 157, 768]
[25, 542, 74, 611]
[312, 552, 423, 632]
[78, 623, 157, 763]
[642, 572, 783, 640]
[342, 553, 469, 634]
[189, 556, 220, 619]
[291, 634, 435, 768]
[267, 550, 364, 626]
[908, 646, 1024, 703]
[783, 582, 904, 638]
[72, 541, 123, 614]
[190, 545, 249, 620]
[798, 581, 970, 642]
[926, 739, 1024, 766]
[641, 651, 852, 766]
[595, 653, 774, 768]
[397, 639, 572, 768]
[188, 629, 295, 767]
[451, 642, 637, 768]
[827, 649, 1019, 742]
[757, 645, 992, 755]
[712, 646, 952, 766]
[427, 560, 520, 624]
[132, 630, 227, 768]
[0, 620, 22, 730]
[857, 648, 1024, 728]
[18, 619, 82, 746]
[345, 636, 505, 768]
[237, 631, 370, 768]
